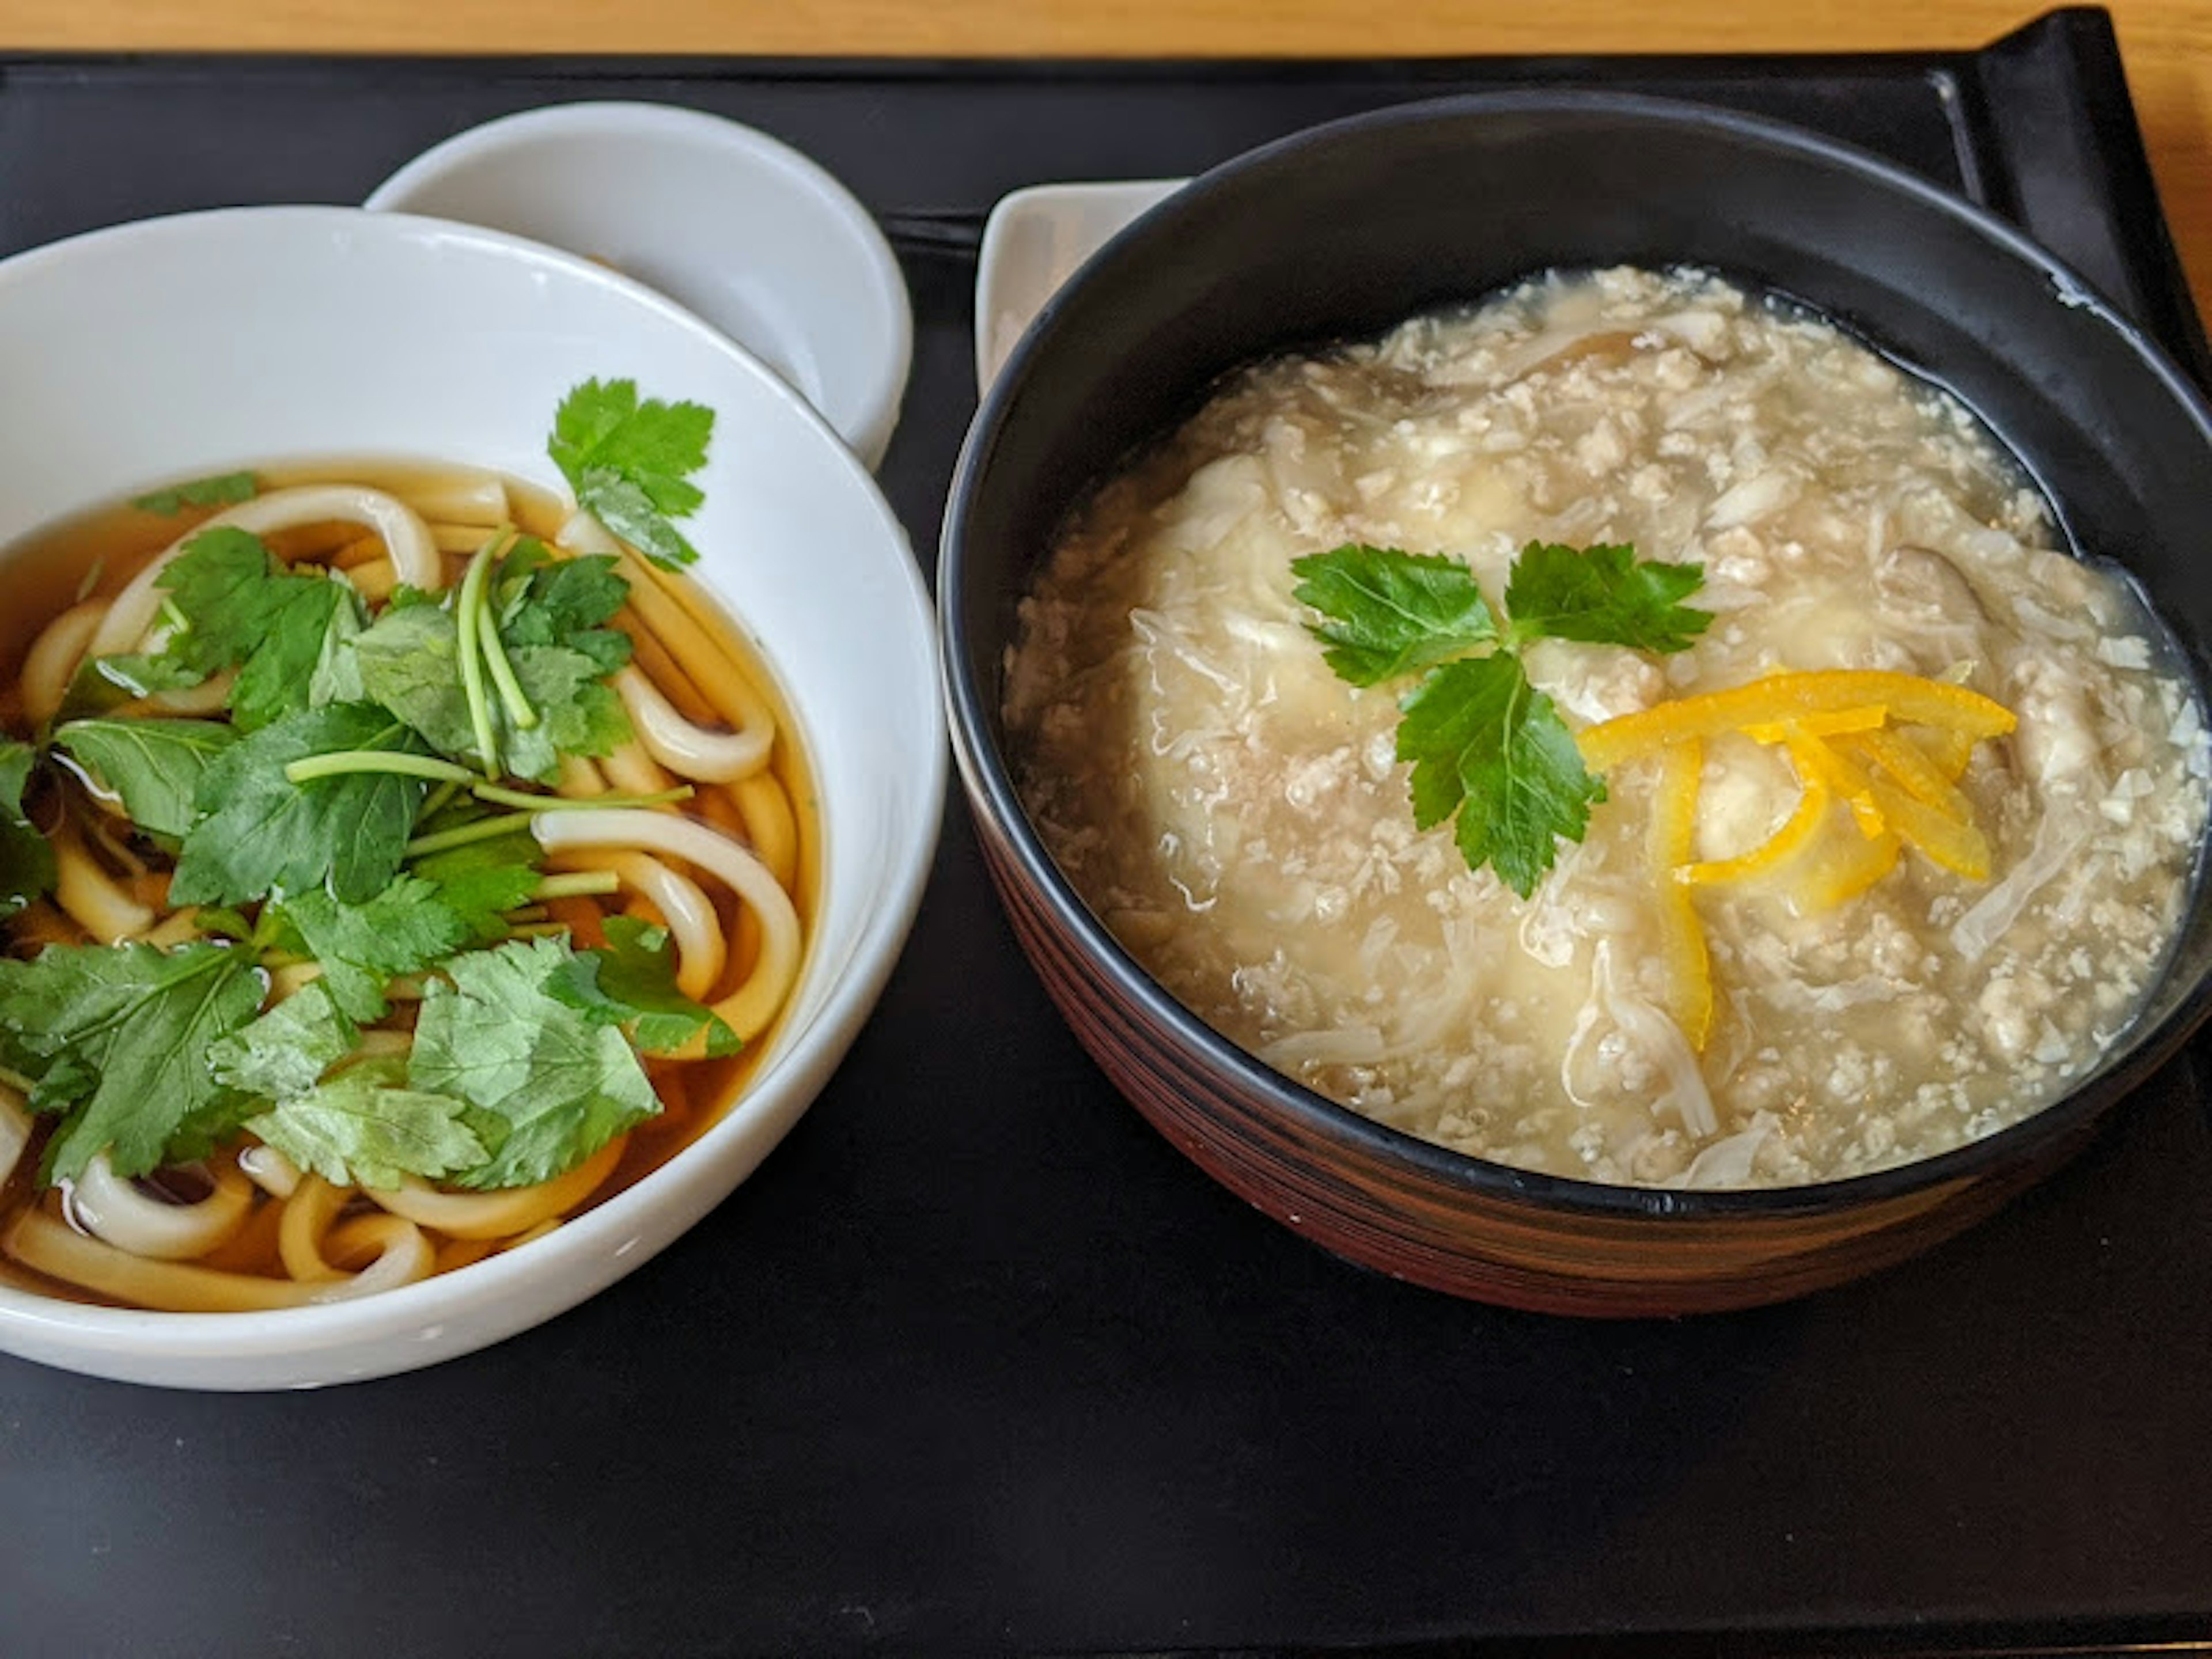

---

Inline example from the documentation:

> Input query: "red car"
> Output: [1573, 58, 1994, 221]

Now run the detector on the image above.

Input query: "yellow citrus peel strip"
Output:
[1841, 726, 1972, 822]
[1578, 669, 2015, 772]
[1780, 731, 1886, 839]
[1676, 770, 1831, 887]
[1596, 666, 2014, 1053]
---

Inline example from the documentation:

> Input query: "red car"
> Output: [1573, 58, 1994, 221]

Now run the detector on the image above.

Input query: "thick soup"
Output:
[1006, 267, 2209, 1188]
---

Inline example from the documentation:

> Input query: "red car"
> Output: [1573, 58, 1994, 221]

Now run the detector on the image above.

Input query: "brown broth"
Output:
[0, 460, 819, 1306]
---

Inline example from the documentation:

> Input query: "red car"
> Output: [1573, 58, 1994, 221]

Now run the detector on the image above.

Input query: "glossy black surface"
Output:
[3, 12, 2210, 1654]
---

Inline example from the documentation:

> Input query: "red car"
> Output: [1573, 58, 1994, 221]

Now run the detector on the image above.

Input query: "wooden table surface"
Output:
[3, 0, 2209, 313]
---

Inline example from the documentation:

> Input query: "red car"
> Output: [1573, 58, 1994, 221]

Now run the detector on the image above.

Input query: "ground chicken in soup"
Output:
[1005, 266, 2210, 1189]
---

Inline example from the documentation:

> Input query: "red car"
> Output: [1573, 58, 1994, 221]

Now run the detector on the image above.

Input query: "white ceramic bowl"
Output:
[0, 206, 944, 1389]
[366, 102, 914, 469]
[972, 179, 1184, 393]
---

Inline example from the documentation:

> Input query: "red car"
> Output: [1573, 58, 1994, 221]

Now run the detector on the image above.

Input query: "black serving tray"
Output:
[4, 11, 2210, 1656]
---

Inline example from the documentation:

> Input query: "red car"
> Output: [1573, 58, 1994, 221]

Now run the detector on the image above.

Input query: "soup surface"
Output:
[0, 454, 816, 1306]
[1006, 267, 2210, 1188]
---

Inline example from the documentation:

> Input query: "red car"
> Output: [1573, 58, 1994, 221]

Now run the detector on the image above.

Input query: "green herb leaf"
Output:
[268, 876, 470, 1022]
[244, 1053, 486, 1191]
[352, 603, 628, 783]
[549, 378, 714, 570]
[407, 825, 546, 944]
[1297, 540, 1706, 895]
[550, 915, 741, 1058]
[92, 527, 365, 731]
[1502, 541, 1713, 654]
[1397, 653, 1605, 899]
[208, 980, 359, 1103]
[130, 471, 258, 516]
[1290, 545, 1499, 686]
[52, 718, 237, 840]
[493, 541, 634, 676]
[0, 740, 55, 920]
[0, 941, 265, 1181]
[171, 702, 430, 907]
[410, 935, 661, 1189]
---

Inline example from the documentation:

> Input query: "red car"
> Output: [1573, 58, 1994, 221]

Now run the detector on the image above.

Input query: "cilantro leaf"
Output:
[268, 876, 469, 1022]
[493, 542, 634, 676]
[411, 935, 662, 1188]
[1502, 541, 1713, 654]
[1297, 539, 1708, 896]
[52, 718, 237, 840]
[549, 378, 714, 570]
[0, 941, 266, 1180]
[351, 603, 628, 783]
[94, 527, 365, 731]
[550, 915, 741, 1058]
[1291, 545, 1499, 686]
[499, 647, 631, 782]
[170, 702, 430, 907]
[0, 740, 55, 920]
[209, 980, 359, 1103]
[1397, 653, 1605, 899]
[350, 603, 472, 753]
[244, 1054, 486, 1191]
[71, 644, 208, 709]
[130, 471, 259, 516]
[408, 826, 545, 944]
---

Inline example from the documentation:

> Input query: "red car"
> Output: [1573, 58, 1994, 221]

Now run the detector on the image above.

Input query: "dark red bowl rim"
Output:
[940, 86, 2212, 1223]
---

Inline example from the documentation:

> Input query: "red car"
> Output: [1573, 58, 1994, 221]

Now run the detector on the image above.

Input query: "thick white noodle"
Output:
[88, 484, 447, 658]
[237, 1143, 302, 1200]
[409, 474, 510, 525]
[368, 1135, 624, 1240]
[600, 736, 679, 797]
[533, 808, 801, 1040]
[0, 1086, 29, 1192]
[4, 1206, 434, 1310]
[591, 850, 726, 998]
[21, 600, 108, 726]
[558, 507, 623, 558]
[69, 1153, 253, 1261]
[50, 820, 154, 941]
[613, 666, 773, 783]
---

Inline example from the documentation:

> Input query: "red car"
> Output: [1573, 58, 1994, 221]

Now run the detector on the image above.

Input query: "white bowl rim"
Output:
[0, 203, 946, 1377]
[364, 100, 915, 469]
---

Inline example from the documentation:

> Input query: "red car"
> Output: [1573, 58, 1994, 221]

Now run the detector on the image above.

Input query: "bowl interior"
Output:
[946, 92, 2212, 1211]
[365, 103, 914, 469]
[0, 206, 943, 1385]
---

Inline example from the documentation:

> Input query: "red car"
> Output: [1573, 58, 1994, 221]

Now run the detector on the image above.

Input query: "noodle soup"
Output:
[0, 459, 817, 1310]
[1006, 267, 2211, 1190]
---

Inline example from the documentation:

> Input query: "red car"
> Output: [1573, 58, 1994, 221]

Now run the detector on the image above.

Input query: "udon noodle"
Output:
[0, 461, 816, 1310]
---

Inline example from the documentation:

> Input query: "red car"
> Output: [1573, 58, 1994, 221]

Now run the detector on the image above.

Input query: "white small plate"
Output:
[974, 179, 1185, 394]
[367, 102, 914, 469]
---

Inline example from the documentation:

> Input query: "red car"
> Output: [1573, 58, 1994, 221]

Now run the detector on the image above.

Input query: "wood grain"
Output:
[2, 0, 2210, 316]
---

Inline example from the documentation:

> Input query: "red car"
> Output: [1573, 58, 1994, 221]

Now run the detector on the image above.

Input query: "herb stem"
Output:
[472, 782, 693, 813]
[473, 529, 541, 734]
[400, 785, 696, 858]
[284, 751, 475, 787]
[532, 872, 622, 901]
[404, 812, 537, 857]
[455, 539, 502, 779]
[0, 1063, 33, 1094]
[422, 779, 464, 820]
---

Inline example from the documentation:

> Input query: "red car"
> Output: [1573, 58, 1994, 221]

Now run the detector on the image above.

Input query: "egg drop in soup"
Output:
[1005, 267, 2209, 1189]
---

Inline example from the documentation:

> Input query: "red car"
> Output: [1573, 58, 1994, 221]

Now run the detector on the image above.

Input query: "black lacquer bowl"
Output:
[940, 92, 2212, 1315]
